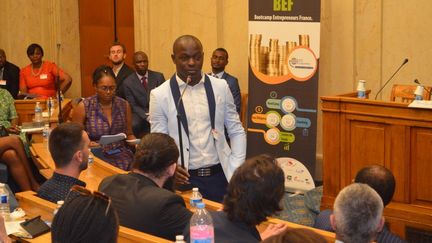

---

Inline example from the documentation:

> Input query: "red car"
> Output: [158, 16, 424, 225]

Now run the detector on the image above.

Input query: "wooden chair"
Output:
[390, 84, 431, 103]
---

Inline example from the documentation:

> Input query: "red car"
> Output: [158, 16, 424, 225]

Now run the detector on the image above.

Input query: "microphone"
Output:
[56, 43, 63, 124]
[176, 75, 193, 192]
[375, 58, 409, 100]
[177, 76, 191, 108]
[414, 79, 432, 95]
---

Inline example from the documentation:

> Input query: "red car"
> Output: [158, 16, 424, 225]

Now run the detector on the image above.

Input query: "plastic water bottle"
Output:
[47, 97, 54, 116]
[415, 85, 424, 100]
[34, 101, 43, 124]
[53, 200, 64, 216]
[42, 124, 50, 148]
[0, 183, 10, 221]
[175, 235, 186, 243]
[190, 202, 214, 243]
[88, 149, 94, 167]
[357, 80, 366, 98]
[190, 187, 203, 209]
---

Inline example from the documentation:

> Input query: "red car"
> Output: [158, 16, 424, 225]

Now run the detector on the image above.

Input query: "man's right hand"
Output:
[175, 165, 190, 185]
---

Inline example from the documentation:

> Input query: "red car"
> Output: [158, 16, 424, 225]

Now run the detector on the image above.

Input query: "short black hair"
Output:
[354, 165, 395, 206]
[223, 154, 285, 226]
[172, 35, 203, 54]
[213, 47, 229, 59]
[26, 43, 44, 57]
[49, 123, 85, 168]
[92, 65, 116, 86]
[52, 192, 119, 243]
[132, 133, 179, 178]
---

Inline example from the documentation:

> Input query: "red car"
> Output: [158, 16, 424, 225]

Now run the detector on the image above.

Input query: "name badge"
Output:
[40, 74, 48, 79]
[0, 80, 6, 86]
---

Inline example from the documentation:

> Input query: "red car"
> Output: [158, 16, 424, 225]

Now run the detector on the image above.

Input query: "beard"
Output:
[162, 175, 175, 192]
[79, 158, 88, 171]
[112, 59, 124, 65]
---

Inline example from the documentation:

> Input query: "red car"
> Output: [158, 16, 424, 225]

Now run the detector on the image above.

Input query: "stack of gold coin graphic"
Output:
[249, 34, 262, 71]
[267, 39, 279, 76]
[279, 45, 289, 75]
[299, 35, 310, 47]
[260, 46, 269, 74]
[248, 34, 310, 76]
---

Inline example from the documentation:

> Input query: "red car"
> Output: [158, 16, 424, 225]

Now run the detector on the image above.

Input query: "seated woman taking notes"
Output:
[72, 65, 135, 170]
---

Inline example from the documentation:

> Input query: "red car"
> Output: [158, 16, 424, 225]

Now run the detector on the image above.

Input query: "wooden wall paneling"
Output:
[348, 120, 386, 182]
[78, 0, 134, 98]
[321, 98, 342, 209]
[321, 94, 432, 238]
[388, 125, 410, 203]
[410, 128, 432, 207]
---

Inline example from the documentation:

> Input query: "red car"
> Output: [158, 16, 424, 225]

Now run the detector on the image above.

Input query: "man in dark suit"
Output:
[99, 133, 192, 241]
[210, 48, 241, 114]
[314, 165, 406, 243]
[108, 42, 134, 98]
[0, 49, 20, 98]
[121, 51, 165, 138]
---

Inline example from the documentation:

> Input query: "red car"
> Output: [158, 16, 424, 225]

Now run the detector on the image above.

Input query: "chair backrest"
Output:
[390, 84, 431, 103]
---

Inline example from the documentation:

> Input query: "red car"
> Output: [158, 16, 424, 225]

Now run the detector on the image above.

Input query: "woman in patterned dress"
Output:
[72, 65, 135, 170]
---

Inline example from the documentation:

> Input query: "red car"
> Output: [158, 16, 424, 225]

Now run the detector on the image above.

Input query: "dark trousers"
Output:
[188, 170, 228, 203]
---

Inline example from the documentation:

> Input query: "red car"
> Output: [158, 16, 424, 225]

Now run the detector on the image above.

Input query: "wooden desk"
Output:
[15, 191, 171, 243]
[15, 99, 72, 126]
[321, 91, 432, 239]
[30, 143, 126, 190]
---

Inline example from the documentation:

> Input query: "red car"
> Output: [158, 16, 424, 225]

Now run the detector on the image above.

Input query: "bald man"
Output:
[149, 35, 246, 202]
[121, 51, 165, 138]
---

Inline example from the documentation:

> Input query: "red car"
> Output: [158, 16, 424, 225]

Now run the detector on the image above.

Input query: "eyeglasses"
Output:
[64, 185, 112, 216]
[97, 86, 117, 92]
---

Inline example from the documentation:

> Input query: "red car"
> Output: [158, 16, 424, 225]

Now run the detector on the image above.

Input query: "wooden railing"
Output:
[15, 191, 171, 243]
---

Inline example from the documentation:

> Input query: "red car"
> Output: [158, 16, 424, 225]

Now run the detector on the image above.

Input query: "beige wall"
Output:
[133, 0, 248, 92]
[0, 0, 81, 98]
[3, 0, 432, 176]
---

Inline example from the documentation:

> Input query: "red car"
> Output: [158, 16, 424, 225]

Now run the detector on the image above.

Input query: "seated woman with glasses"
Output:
[72, 65, 136, 170]
[51, 185, 119, 243]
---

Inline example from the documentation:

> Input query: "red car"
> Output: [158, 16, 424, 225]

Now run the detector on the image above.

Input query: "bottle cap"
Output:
[192, 187, 199, 192]
[57, 200, 64, 206]
[176, 235, 184, 240]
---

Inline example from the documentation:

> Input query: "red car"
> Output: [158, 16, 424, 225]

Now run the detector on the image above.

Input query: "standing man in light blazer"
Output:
[122, 51, 165, 138]
[210, 48, 241, 114]
[149, 35, 246, 202]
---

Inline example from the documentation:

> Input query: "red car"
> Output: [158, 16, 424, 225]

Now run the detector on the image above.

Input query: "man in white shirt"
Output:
[149, 35, 246, 202]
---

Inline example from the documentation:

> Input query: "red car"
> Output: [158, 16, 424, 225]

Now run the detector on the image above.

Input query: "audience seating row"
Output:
[15, 191, 171, 243]
[27, 142, 336, 242]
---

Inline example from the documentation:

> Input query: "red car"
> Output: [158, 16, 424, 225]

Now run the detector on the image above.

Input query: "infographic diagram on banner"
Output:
[247, 0, 320, 183]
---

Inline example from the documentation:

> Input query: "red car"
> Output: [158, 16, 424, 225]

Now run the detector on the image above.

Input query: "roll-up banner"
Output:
[247, 0, 321, 187]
